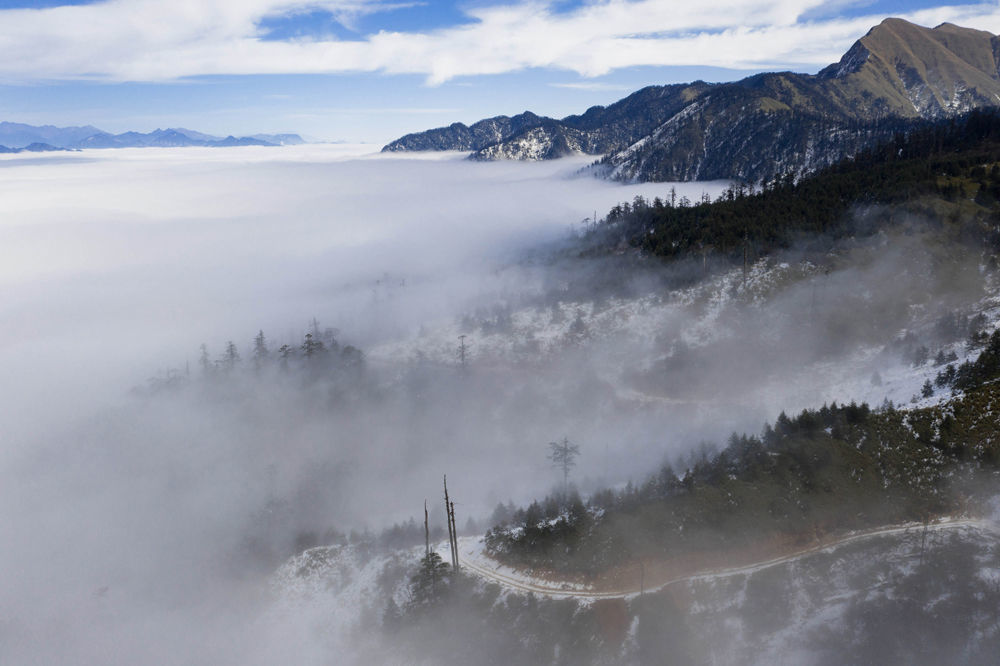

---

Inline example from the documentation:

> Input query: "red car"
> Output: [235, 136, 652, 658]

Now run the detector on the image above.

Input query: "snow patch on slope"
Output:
[369, 255, 1000, 420]
[264, 544, 416, 662]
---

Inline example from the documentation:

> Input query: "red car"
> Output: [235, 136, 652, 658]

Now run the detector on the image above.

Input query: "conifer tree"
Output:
[408, 551, 450, 610]
[253, 330, 269, 370]
[222, 341, 240, 371]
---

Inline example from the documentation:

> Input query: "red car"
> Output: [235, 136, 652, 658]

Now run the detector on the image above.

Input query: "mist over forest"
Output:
[13, 2, 1000, 663]
[0, 145, 727, 662]
[3, 142, 999, 665]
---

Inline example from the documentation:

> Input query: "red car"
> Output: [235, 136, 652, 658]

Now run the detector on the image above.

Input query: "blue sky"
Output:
[0, 0, 996, 143]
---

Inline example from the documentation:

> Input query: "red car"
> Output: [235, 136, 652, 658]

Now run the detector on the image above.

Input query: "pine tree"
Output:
[301, 332, 325, 359]
[253, 330, 269, 370]
[277, 344, 293, 371]
[198, 344, 211, 375]
[222, 341, 240, 371]
[408, 552, 450, 609]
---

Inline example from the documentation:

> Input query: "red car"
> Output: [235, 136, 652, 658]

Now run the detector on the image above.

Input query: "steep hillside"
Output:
[382, 84, 712, 155]
[268, 116, 1000, 663]
[818, 19, 1000, 117]
[273, 519, 1000, 664]
[586, 108, 1000, 262]
[381, 111, 549, 152]
[485, 379, 1000, 574]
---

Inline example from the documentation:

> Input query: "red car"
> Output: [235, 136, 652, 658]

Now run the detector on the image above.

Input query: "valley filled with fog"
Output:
[0, 145, 732, 662]
[2, 145, 994, 664]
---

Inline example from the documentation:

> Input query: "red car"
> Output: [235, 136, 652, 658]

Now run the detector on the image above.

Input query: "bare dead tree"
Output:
[449, 500, 459, 571]
[444, 475, 458, 569]
[444, 475, 451, 556]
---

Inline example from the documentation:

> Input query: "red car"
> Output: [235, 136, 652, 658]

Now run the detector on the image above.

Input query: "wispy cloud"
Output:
[321, 0, 425, 32]
[285, 107, 462, 117]
[1, 1, 999, 84]
[550, 82, 634, 91]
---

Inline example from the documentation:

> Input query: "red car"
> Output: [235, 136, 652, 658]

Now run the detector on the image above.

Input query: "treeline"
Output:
[294, 517, 451, 558]
[588, 108, 1000, 261]
[199, 320, 363, 376]
[138, 318, 364, 394]
[486, 332, 1000, 573]
[939, 328, 1000, 393]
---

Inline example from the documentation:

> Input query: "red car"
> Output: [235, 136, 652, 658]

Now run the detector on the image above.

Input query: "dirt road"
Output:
[445, 517, 997, 600]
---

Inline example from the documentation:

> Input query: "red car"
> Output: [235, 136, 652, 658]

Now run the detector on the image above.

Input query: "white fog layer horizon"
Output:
[0, 146, 717, 434]
[0, 144, 730, 664]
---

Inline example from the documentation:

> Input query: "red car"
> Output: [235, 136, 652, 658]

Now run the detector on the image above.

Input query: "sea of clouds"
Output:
[0, 144, 727, 664]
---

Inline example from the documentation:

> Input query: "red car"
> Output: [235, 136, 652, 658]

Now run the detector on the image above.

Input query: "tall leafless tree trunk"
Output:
[449, 500, 459, 571]
[444, 475, 458, 569]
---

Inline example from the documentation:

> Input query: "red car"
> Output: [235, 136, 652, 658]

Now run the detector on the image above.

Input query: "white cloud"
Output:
[550, 82, 634, 91]
[1, 0, 1000, 83]
[0, 145, 734, 664]
[284, 106, 463, 116]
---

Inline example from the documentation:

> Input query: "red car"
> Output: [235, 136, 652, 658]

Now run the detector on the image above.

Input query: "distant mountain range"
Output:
[0, 122, 305, 152]
[384, 18, 1000, 183]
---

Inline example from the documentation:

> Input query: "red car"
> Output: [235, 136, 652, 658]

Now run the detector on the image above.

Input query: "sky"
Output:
[2, 0, 1000, 143]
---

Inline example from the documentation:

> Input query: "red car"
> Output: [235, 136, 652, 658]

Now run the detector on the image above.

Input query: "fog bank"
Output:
[0, 145, 724, 664]
[3, 144, 988, 665]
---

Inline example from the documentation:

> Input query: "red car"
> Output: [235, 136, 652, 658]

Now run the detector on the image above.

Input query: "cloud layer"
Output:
[4, 0, 1000, 84]
[0, 144, 734, 664]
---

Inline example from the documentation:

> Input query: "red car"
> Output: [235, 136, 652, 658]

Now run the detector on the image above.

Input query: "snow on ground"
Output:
[440, 536, 597, 598]
[685, 518, 1000, 664]
[368, 254, 1000, 422]
[263, 543, 416, 661]
[444, 518, 998, 603]
[835, 278, 1000, 412]
[262, 517, 1000, 657]
[261, 249, 1000, 659]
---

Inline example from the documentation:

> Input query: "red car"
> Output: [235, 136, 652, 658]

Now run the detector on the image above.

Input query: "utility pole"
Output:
[424, 499, 430, 557]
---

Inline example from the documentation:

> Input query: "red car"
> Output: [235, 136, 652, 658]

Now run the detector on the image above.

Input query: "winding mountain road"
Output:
[442, 517, 997, 601]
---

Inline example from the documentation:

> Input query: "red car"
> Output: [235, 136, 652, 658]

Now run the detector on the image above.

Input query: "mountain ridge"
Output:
[383, 18, 1000, 183]
[0, 122, 306, 150]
